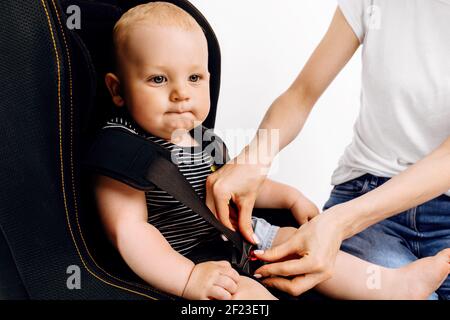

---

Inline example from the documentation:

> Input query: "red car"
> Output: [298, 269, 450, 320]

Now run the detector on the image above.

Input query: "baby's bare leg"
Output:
[316, 249, 450, 300]
[272, 227, 450, 300]
[231, 276, 277, 300]
[272, 227, 297, 246]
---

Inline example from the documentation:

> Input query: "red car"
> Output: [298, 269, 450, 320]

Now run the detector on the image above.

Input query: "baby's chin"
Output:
[140, 115, 205, 140]
[165, 117, 202, 133]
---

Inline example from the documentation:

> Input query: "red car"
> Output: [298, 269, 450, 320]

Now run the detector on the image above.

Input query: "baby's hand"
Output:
[290, 192, 319, 225]
[232, 276, 277, 300]
[182, 261, 240, 300]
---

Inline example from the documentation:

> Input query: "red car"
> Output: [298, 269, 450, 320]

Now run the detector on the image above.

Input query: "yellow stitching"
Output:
[47, 0, 159, 298]
[41, 0, 158, 299]
[49, 0, 161, 296]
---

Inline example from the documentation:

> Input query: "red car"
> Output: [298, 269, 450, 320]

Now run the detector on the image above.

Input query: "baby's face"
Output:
[117, 24, 210, 139]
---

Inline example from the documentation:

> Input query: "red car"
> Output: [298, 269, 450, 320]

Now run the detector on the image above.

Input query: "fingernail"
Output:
[253, 274, 262, 279]
[252, 234, 261, 245]
[253, 250, 264, 255]
[221, 234, 229, 242]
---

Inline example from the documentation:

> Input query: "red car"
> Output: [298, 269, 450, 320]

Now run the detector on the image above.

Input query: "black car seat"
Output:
[0, 0, 319, 300]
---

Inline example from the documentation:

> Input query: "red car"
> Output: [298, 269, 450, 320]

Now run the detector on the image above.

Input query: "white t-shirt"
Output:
[332, 0, 450, 196]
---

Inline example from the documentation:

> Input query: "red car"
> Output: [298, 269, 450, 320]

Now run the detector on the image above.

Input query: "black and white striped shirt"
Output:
[103, 117, 220, 255]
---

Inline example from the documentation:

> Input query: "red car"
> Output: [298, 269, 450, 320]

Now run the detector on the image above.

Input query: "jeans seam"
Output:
[417, 241, 422, 258]
[265, 226, 280, 251]
[411, 206, 419, 232]
[361, 178, 371, 193]
[331, 177, 371, 197]
[414, 240, 421, 257]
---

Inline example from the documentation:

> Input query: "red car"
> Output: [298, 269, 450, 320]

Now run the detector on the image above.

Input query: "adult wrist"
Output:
[238, 142, 274, 174]
[322, 203, 355, 241]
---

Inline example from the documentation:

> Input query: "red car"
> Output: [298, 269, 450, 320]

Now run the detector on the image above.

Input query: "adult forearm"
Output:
[242, 89, 314, 166]
[236, 7, 361, 169]
[115, 221, 194, 297]
[259, 89, 313, 150]
[334, 137, 450, 239]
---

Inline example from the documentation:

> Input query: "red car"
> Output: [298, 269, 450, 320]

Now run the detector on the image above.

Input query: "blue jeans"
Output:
[252, 217, 279, 251]
[323, 174, 450, 300]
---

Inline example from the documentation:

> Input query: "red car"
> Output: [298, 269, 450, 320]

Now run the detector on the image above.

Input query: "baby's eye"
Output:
[189, 74, 201, 82]
[149, 75, 167, 84]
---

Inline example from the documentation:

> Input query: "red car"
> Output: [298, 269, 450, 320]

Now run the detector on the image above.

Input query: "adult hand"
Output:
[254, 211, 344, 296]
[205, 152, 270, 244]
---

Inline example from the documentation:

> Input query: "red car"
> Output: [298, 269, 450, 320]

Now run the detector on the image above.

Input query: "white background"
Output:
[190, 0, 362, 208]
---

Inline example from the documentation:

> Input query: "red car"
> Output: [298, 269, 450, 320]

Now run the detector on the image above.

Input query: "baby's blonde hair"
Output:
[113, 2, 202, 53]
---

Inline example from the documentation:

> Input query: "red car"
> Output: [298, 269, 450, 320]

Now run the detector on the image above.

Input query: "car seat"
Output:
[0, 0, 320, 300]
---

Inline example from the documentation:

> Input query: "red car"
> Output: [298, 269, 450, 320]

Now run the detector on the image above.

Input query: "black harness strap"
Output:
[84, 128, 162, 191]
[84, 127, 255, 274]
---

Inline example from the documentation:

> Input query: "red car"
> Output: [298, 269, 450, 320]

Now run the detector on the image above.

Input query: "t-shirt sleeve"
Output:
[337, 0, 372, 43]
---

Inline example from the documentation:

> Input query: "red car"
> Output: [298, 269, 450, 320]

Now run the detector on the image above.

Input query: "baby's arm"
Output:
[95, 175, 194, 296]
[254, 179, 319, 224]
[95, 175, 239, 299]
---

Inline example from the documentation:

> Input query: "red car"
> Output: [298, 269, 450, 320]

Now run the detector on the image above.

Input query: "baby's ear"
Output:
[105, 73, 124, 107]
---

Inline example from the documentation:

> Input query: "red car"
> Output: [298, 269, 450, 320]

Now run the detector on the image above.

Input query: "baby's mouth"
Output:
[165, 111, 193, 117]
[166, 110, 191, 114]
[165, 108, 193, 116]
[165, 111, 195, 122]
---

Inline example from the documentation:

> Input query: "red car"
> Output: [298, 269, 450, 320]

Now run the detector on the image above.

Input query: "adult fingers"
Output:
[229, 206, 239, 225]
[307, 208, 320, 220]
[230, 219, 239, 231]
[237, 198, 258, 244]
[254, 259, 311, 278]
[253, 235, 302, 263]
[214, 192, 235, 231]
[206, 175, 235, 230]
[299, 217, 309, 225]
[262, 273, 324, 297]
[255, 255, 318, 278]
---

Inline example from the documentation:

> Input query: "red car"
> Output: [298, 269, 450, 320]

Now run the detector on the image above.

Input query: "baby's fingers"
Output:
[215, 274, 239, 295]
[220, 267, 241, 284]
[207, 286, 232, 300]
[213, 261, 240, 283]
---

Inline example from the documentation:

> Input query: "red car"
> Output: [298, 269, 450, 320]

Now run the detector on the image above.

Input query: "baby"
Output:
[95, 2, 450, 300]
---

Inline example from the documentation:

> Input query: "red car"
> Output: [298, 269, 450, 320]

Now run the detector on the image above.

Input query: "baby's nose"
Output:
[170, 85, 190, 102]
